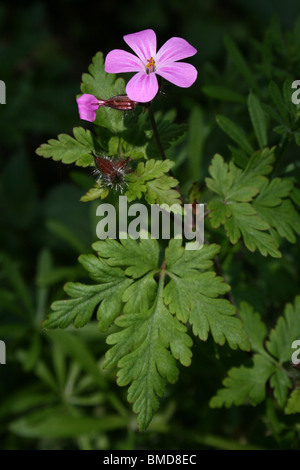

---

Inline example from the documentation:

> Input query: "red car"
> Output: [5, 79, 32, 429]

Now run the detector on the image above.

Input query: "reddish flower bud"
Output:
[93, 155, 132, 192]
[103, 95, 139, 111]
[77, 94, 140, 122]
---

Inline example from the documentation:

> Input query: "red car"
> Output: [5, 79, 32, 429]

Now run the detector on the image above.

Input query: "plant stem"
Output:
[146, 102, 167, 161]
[146, 102, 185, 204]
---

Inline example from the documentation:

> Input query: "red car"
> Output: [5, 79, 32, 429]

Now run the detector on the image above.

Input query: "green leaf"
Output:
[247, 92, 268, 148]
[211, 297, 300, 410]
[268, 80, 290, 125]
[224, 36, 258, 92]
[44, 236, 251, 430]
[242, 147, 275, 181]
[152, 111, 187, 156]
[253, 175, 300, 241]
[80, 182, 110, 202]
[145, 175, 181, 206]
[130, 159, 175, 183]
[164, 240, 250, 350]
[224, 202, 281, 257]
[217, 115, 255, 156]
[239, 302, 267, 354]
[9, 406, 127, 438]
[105, 274, 192, 431]
[46, 330, 106, 388]
[206, 152, 281, 257]
[125, 159, 181, 205]
[43, 255, 132, 331]
[270, 369, 291, 408]
[254, 186, 300, 244]
[80, 52, 127, 133]
[92, 236, 159, 279]
[206, 200, 231, 228]
[36, 127, 94, 167]
[122, 110, 187, 160]
[205, 154, 233, 198]
[210, 355, 275, 408]
[266, 296, 300, 364]
[285, 390, 300, 414]
[202, 85, 246, 104]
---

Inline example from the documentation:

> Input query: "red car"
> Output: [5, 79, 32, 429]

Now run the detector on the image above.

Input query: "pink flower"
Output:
[76, 94, 139, 122]
[104, 29, 197, 103]
[77, 94, 100, 122]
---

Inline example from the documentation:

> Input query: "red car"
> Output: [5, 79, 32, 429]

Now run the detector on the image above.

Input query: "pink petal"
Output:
[156, 62, 198, 88]
[156, 37, 197, 65]
[76, 94, 100, 122]
[105, 49, 143, 73]
[123, 29, 157, 64]
[126, 72, 159, 103]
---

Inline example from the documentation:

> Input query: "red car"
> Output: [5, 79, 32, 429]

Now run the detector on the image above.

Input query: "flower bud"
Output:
[103, 95, 139, 111]
[77, 94, 139, 122]
[93, 155, 132, 192]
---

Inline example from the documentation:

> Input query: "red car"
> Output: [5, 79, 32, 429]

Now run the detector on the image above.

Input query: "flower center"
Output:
[146, 57, 156, 74]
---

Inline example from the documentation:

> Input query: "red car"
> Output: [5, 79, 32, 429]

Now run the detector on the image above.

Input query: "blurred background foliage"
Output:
[0, 0, 300, 450]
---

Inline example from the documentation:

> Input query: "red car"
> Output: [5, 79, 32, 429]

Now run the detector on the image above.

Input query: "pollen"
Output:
[146, 57, 156, 73]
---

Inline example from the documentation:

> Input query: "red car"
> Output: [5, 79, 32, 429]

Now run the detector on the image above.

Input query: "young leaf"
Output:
[80, 182, 110, 202]
[145, 175, 181, 206]
[36, 127, 95, 167]
[125, 159, 181, 206]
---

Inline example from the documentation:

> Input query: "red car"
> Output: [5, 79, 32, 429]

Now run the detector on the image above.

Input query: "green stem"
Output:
[146, 102, 185, 204]
[146, 102, 167, 161]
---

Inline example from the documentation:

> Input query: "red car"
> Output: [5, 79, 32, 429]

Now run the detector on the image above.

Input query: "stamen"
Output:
[146, 57, 156, 73]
